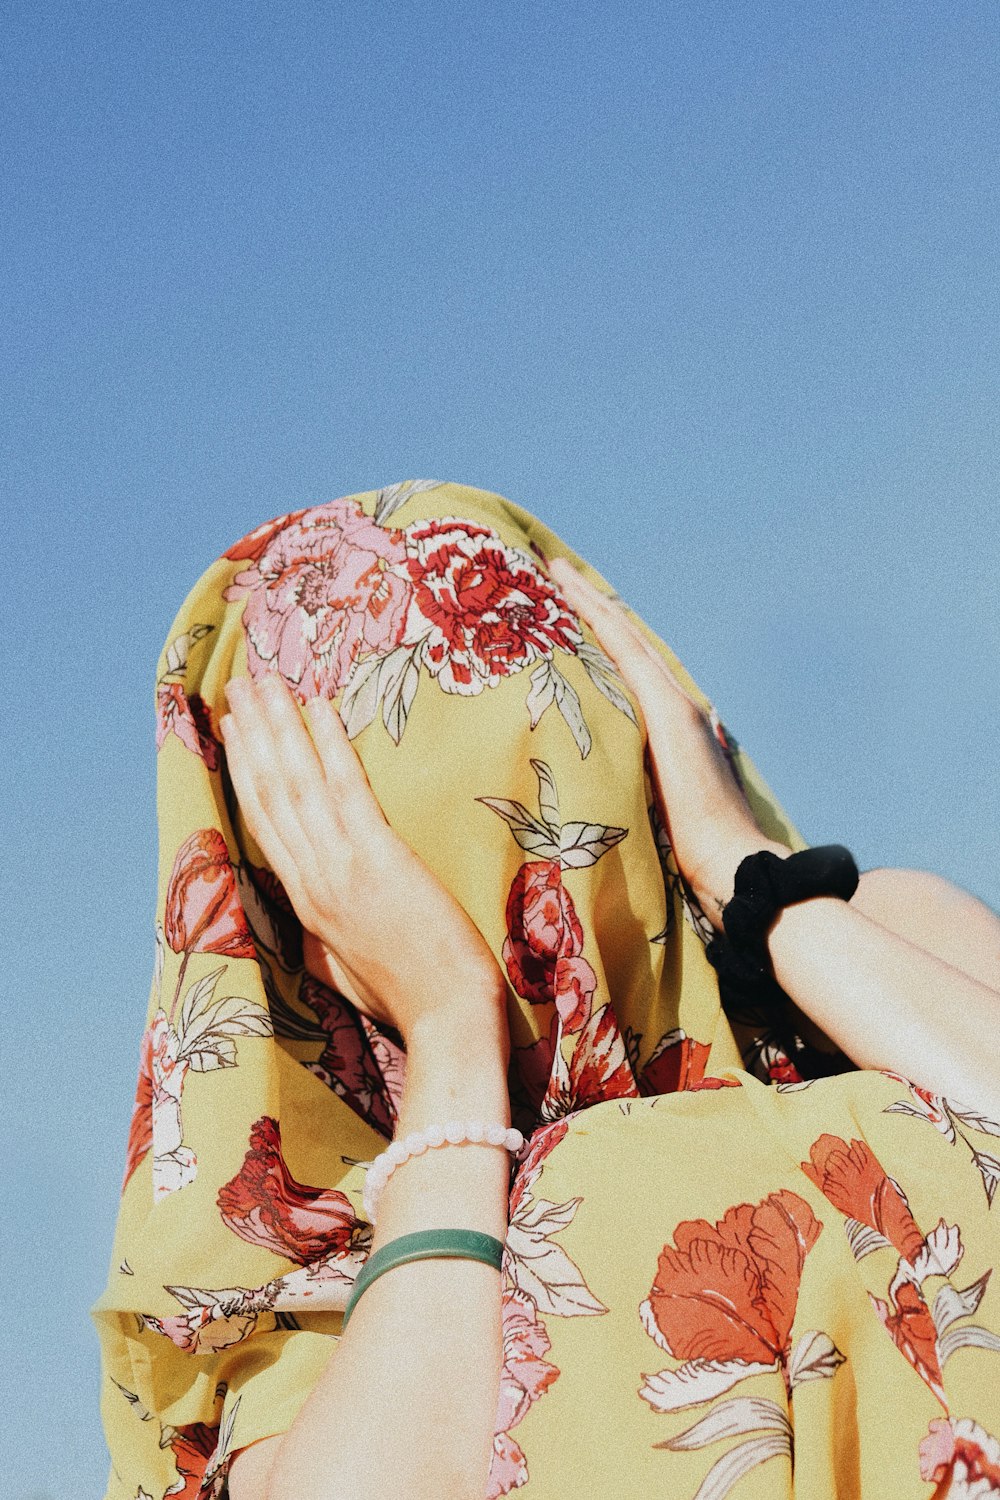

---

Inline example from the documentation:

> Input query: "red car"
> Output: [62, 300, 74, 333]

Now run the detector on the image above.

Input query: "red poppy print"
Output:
[217, 1115, 358, 1263]
[639, 1030, 712, 1096]
[870, 1268, 947, 1405]
[400, 517, 583, 693]
[802, 1134, 925, 1264]
[640, 1189, 822, 1410]
[121, 1022, 154, 1193]
[222, 496, 411, 700]
[165, 1420, 220, 1500]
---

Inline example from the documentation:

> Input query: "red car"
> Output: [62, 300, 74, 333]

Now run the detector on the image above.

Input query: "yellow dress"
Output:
[90, 481, 1000, 1499]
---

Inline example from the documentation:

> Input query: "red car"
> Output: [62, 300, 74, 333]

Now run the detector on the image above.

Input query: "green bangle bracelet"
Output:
[341, 1228, 506, 1330]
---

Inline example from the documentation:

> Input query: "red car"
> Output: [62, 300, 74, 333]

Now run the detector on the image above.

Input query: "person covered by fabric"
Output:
[89, 480, 1000, 1500]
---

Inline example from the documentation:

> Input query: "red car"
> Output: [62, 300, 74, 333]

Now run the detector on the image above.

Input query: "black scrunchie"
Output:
[705, 844, 860, 1076]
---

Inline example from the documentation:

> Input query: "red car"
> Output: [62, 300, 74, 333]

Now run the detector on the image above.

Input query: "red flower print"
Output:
[646, 1190, 822, 1367]
[216, 1115, 358, 1263]
[509, 1118, 570, 1217]
[565, 1003, 639, 1108]
[401, 517, 583, 694]
[121, 1024, 154, 1193]
[502, 860, 596, 1030]
[155, 683, 222, 770]
[167, 1421, 220, 1500]
[487, 1286, 561, 1499]
[919, 1417, 1000, 1496]
[222, 506, 312, 562]
[164, 829, 256, 959]
[802, 1134, 925, 1264]
[222, 497, 411, 699]
[639, 1030, 712, 1095]
[870, 1266, 947, 1406]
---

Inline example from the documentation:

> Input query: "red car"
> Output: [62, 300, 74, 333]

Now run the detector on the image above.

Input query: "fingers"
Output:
[548, 555, 703, 713]
[549, 556, 671, 685]
[221, 673, 331, 913]
[302, 693, 390, 834]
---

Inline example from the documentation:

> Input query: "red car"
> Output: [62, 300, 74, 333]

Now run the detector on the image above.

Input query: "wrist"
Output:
[694, 835, 794, 932]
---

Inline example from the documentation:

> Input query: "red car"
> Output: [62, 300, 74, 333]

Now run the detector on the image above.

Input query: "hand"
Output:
[219, 671, 510, 1054]
[547, 555, 791, 927]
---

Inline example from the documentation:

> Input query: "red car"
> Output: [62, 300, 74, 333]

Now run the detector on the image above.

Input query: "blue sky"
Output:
[4, 3, 998, 1494]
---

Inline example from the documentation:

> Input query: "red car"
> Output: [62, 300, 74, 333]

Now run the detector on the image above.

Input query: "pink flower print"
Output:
[222, 497, 411, 700]
[487, 1286, 561, 1498]
[222, 506, 312, 562]
[508, 1118, 570, 1217]
[919, 1417, 1000, 1496]
[156, 683, 222, 770]
[400, 517, 582, 694]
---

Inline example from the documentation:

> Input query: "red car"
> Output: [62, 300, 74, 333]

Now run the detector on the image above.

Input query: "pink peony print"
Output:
[222, 496, 411, 700]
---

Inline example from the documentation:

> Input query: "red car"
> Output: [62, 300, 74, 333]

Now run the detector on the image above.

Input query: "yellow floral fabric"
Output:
[91, 481, 1000, 1499]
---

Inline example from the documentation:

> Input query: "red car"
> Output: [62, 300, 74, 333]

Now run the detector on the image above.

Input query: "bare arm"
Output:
[546, 553, 1000, 1118]
[736, 840, 1000, 1118]
[230, 1009, 511, 1500]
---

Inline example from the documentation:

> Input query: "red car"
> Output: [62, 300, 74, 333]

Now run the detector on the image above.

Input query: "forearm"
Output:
[746, 842, 1000, 1116]
[265, 1012, 512, 1500]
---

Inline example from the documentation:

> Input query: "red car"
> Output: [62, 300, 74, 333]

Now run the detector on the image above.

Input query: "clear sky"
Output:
[3, 2, 998, 1494]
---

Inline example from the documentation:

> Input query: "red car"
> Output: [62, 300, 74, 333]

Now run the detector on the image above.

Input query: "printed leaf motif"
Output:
[526, 659, 557, 728]
[558, 820, 629, 869]
[844, 1216, 893, 1261]
[163, 623, 214, 676]
[972, 1150, 1000, 1206]
[505, 1195, 608, 1318]
[381, 644, 422, 744]
[639, 1357, 777, 1413]
[153, 921, 164, 1007]
[339, 647, 409, 740]
[550, 663, 592, 758]
[787, 1330, 846, 1388]
[574, 639, 639, 727]
[475, 797, 559, 858]
[937, 1324, 1000, 1364]
[176, 966, 228, 1043]
[949, 1105, 1000, 1137]
[372, 478, 442, 525]
[665, 1433, 792, 1500]
[111, 1378, 155, 1422]
[530, 757, 561, 830]
[655, 1396, 792, 1450]
[932, 1271, 992, 1337]
[179, 992, 273, 1052]
[884, 1101, 937, 1121]
[185, 1036, 238, 1071]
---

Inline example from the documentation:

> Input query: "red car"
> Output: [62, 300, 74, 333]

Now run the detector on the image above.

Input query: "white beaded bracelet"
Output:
[363, 1119, 527, 1224]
